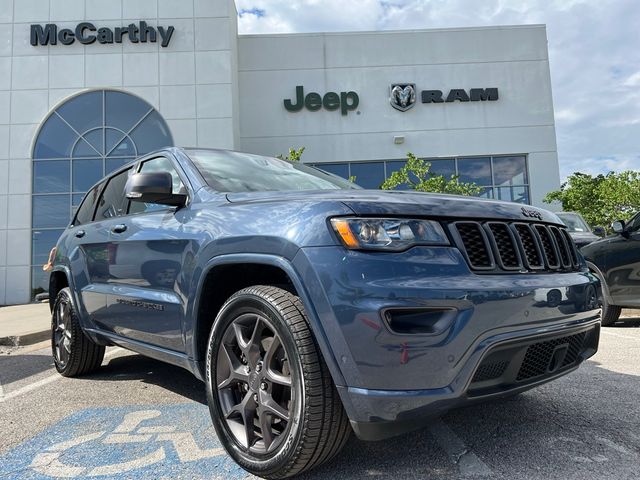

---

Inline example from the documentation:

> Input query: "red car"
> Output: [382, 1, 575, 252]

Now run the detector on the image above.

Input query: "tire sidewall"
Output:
[205, 291, 306, 475]
[51, 287, 75, 374]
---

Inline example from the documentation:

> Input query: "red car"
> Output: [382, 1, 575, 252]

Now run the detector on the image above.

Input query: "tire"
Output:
[51, 287, 106, 377]
[601, 301, 622, 327]
[205, 285, 350, 479]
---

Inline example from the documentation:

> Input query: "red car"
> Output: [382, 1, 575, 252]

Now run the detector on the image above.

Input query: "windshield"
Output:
[557, 213, 590, 232]
[186, 149, 359, 192]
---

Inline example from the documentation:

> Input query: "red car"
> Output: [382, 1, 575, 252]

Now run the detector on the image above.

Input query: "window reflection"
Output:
[310, 155, 530, 204]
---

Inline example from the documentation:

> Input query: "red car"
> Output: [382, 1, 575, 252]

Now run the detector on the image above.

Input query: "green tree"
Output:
[544, 171, 640, 229]
[277, 146, 305, 162]
[381, 152, 482, 195]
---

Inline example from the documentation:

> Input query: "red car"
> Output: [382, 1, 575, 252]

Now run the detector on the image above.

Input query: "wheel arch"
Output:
[586, 261, 614, 305]
[48, 267, 71, 312]
[189, 254, 346, 387]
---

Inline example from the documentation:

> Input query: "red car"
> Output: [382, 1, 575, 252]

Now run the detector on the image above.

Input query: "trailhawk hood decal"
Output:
[225, 190, 561, 224]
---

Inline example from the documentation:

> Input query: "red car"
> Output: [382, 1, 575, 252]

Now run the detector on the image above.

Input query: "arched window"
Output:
[31, 89, 173, 298]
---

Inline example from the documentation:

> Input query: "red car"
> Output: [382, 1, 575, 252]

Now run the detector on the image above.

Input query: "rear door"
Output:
[604, 213, 640, 307]
[97, 155, 192, 352]
[67, 180, 110, 322]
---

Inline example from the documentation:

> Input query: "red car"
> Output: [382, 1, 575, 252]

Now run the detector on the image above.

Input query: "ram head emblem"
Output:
[390, 83, 417, 111]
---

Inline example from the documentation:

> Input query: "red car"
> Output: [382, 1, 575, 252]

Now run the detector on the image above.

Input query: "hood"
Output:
[569, 231, 600, 245]
[226, 189, 563, 224]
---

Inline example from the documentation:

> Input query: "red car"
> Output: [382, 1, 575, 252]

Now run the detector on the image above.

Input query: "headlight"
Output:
[330, 217, 449, 251]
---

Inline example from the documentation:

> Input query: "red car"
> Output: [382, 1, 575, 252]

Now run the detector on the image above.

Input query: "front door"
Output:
[604, 213, 640, 307]
[97, 156, 192, 352]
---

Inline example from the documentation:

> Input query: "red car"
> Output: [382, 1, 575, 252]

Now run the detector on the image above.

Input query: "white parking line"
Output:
[428, 418, 493, 477]
[0, 348, 123, 403]
[601, 330, 640, 341]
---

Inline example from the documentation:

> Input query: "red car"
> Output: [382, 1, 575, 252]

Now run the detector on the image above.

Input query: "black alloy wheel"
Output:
[206, 286, 351, 479]
[216, 312, 293, 454]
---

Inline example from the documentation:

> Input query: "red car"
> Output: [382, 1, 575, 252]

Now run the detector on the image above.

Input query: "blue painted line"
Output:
[0, 403, 251, 479]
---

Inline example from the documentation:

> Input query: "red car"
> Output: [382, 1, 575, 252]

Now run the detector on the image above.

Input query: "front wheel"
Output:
[205, 286, 350, 479]
[601, 300, 622, 326]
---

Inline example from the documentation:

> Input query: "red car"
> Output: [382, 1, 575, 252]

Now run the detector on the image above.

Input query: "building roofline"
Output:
[238, 23, 547, 39]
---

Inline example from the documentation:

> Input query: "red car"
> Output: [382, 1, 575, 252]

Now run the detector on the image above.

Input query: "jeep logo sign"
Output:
[284, 86, 359, 116]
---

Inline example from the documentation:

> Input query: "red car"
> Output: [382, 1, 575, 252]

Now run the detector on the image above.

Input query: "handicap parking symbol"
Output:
[0, 404, 250, 479]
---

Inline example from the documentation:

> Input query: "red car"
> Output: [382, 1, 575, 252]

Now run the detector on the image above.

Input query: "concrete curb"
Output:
[0, 329, 50, 347]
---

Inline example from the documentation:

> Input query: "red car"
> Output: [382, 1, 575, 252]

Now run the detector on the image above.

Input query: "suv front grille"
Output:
[450, 221, 582, 273]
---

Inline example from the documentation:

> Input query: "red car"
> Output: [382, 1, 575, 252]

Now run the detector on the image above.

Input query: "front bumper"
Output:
[293, 246, 601, 439]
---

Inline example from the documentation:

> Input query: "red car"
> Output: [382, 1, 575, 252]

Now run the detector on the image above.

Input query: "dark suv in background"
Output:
[582, 213, 640, 325]
[47, 147, 600, 479]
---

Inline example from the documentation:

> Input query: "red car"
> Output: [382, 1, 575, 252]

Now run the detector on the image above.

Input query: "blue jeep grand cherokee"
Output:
[47, 147, 601, 478]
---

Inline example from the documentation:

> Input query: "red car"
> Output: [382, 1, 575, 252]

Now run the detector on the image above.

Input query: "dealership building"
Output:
[0, 0, 561, 304]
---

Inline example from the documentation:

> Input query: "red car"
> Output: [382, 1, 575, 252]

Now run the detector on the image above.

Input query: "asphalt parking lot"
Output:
[1, 316, 639, 480]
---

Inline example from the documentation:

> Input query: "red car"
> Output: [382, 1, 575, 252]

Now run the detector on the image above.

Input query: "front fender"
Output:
[585, 261, 611, 304]
[185, 253, 346, 386]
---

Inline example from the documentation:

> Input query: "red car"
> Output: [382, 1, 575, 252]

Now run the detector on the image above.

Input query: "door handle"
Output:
[111, 224, 128, 234]
[75, 230, 86, 238]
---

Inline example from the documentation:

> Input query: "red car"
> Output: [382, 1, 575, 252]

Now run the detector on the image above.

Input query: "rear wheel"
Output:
[205, 285, 350, 479]
[51, 287, 105, 376]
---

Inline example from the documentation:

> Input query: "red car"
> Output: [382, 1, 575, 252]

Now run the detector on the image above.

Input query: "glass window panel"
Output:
[72, 194, 85, 206]
[107, 133, 136, 157]
[32, 267, 50, 300]
[106, 157, 134, 174]
[385, 161, 405, 175]
[105, 91, 152, 133]
[350, 162, 385, 189]
[72, 136, 102, 158]
[95, 168, 133, 220]
[497, 186, 529, 204]
[493, 156, 527, 186]
[82, 129, 104, 155]
[33, 195, 70, 228]
[73, 158, 104, 192]
[476, 187, 494, 199]
[384, 161, 410, 190]
[56, 91, 102, 133]
[32, 229, 63, 265]
[457, 157, 492, 185]
[428, 159, 456, 178]
[33, 114, 78, 159]
[315, 163, 349, 179]
[74, 182, 105, 225]
[33, 161, 70, 193]
[129, 110, 173, 154]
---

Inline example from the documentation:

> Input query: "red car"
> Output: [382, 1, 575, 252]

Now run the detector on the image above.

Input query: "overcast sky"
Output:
[235, 0, 640, 180]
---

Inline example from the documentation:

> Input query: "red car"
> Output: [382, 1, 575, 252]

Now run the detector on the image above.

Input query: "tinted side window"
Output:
[628, 213, 640, 233]
[73, 181, 105, 225]
[129, 157, 185, 215]
[95, 168, 132, 221]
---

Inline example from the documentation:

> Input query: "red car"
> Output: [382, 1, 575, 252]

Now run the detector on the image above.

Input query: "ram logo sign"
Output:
[389, 83, 417, 111]
[389, 84, 499, 111]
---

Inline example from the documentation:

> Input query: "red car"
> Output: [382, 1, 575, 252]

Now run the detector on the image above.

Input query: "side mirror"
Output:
[592, 226, 606, 237]
[125, 172, 187, 207]
[611, 220, 626, 234]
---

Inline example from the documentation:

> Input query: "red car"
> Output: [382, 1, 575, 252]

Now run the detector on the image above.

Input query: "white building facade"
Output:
[0, 0, 560, 304]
